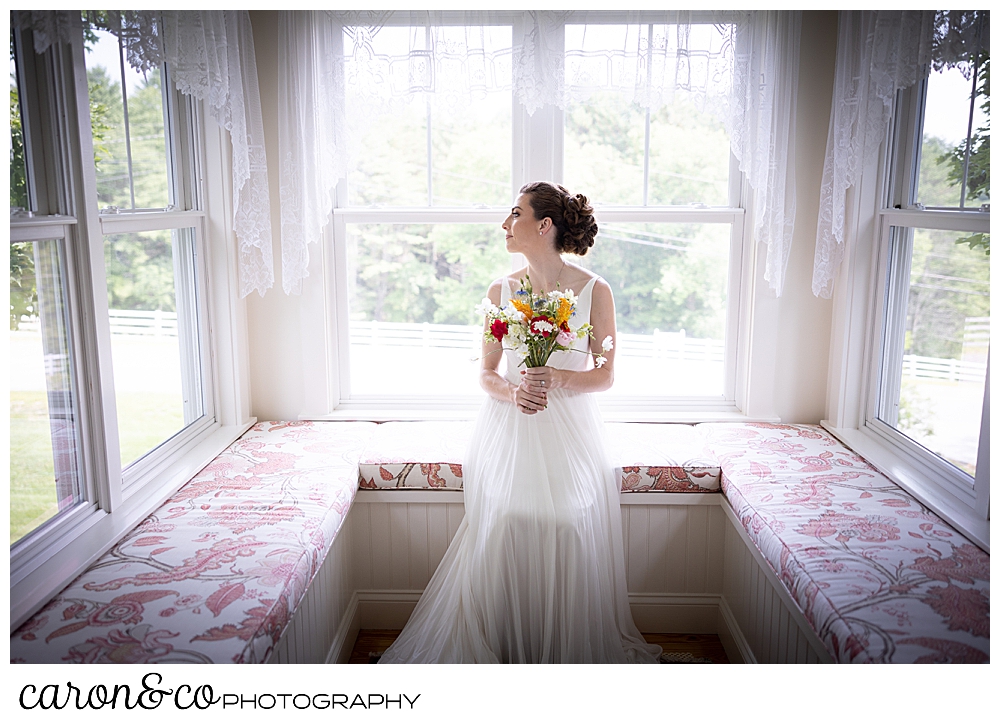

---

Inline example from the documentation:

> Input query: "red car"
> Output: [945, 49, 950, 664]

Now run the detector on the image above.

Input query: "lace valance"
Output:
[279, 10, 800, 298]
[812, 10, 989, 299]
[12, 10, 274, 298]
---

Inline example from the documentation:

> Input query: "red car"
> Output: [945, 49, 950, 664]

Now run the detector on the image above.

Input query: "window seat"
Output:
[10, 421, 377, 664]
[701, 422, 990, 663]
[11, 420, 989, 664]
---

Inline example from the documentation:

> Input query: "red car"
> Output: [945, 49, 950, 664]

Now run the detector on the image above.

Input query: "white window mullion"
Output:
[65, 28, 124, 510]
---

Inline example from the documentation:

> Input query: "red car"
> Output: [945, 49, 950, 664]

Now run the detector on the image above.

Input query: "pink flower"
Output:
[65, 625, 179, 664]
[923, 585, 990, 638]
[796, 511, 900, 543]
[556, 328, 575, 346]
[88, 600, 145, 626]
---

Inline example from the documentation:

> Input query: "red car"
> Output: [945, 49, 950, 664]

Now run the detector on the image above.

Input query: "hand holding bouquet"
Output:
[476, 275, 613, 369]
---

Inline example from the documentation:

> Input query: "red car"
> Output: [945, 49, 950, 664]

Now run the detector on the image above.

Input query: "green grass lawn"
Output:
[10, 390, 184, 545]
[116, 391, 185, 467]
[10, 392, 61, 544]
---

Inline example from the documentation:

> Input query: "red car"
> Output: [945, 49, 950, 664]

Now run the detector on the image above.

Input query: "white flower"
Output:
[595, 355, 607, 368]
[601, 335, 614, 352]
[530, 318, 555, 337]
[475, 297, 498, 317]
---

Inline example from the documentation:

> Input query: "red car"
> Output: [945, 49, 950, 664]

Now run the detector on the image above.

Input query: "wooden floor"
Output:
[349, 629, 729, 663]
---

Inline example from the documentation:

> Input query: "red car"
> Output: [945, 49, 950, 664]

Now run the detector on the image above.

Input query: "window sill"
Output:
[10, 418, 257, 632]
[821, 421, 989, 552]
[311, 399, 775, 424]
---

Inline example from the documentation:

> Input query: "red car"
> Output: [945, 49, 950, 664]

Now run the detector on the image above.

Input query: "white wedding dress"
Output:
[379, 276, 661, 663]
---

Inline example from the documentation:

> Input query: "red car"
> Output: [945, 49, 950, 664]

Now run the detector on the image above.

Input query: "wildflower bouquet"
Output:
[476, 275, 614, 369]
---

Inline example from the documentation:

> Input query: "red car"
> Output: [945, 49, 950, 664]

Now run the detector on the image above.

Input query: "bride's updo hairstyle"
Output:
[520, 181, 598, 256]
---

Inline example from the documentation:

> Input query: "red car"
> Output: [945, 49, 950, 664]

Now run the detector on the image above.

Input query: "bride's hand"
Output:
[523, 366, 560, 392]
[515, 374, 546, 415]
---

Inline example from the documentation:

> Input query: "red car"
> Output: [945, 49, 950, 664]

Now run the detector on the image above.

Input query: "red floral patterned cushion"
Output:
[700, 422, 990, 663]
[358, 421, 468, 490]
[10, 421, 377, 664]
[607, 422, 721, 492]
[358, 421, 722, 492]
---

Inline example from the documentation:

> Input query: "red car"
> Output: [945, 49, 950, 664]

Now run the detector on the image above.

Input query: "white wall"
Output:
[244, 11, 839, 424]
[247, 10, 308, 422]
[772, 11, 837, 422]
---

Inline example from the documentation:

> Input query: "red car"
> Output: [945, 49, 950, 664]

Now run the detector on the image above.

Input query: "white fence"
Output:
[14, 314, 988, 383]
[17, 310, 178, 337]
[902, 354, 987, 383]
[350, 321, 722, 364]
[350, 320, 988, 381]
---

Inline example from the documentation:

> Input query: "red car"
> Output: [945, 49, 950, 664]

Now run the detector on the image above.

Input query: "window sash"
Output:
[328, 204, 748, 413]
[99, 212, 216, 493]
[864, 211, 989, 507]
[9, 220, 94, 551]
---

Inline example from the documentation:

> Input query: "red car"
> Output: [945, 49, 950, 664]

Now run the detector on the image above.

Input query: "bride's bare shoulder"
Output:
[504, 267, 530, 290]
[562, 262, 601, 293]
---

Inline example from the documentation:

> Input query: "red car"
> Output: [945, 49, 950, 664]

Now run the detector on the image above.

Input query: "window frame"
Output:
[822, 71, 990, 549]
[314, 11, 756, 421]
[10, 21, 256, 631]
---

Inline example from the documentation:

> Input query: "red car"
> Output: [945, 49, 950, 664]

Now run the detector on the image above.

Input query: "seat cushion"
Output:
[358, 421, 721, 492]
[10, 421, 377, 664]
[699, 422, 990, 663]
[358, 421, 468, 490]
[606, 422, 721, 492]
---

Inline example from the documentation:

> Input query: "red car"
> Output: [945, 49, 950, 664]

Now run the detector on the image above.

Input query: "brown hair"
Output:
[519, 181, 598, 255]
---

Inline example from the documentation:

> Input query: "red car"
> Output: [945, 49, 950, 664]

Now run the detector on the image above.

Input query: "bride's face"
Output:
[502, 194, 541, 254]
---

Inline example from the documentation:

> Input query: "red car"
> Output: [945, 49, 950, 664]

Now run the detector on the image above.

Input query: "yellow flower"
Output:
[512, 298, 533, 320]
[555, 297, 573, 326]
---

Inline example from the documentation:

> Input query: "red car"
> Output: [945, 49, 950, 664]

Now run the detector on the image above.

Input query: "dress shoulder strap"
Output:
[500, 276, 512, 304]
[572, 275, 601, 325]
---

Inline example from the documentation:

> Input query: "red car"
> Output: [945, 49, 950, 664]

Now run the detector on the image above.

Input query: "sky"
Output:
[924, 64, 985, 146]
[84, 27, 152, 96]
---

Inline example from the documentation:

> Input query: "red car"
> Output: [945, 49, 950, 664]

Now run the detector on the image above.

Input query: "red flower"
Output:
[490, 318, 508, 342]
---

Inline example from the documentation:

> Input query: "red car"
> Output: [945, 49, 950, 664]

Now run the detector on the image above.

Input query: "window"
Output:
[862, 28, 989, 525]
[328, 13, 747, 414]
[10, 16, 246, 630]
[10, 29, 89, 547]
[9, 234, 84, 545]
[80, 29, 214, 476]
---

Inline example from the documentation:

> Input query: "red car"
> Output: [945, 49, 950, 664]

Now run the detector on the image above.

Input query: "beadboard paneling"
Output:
[620, 503, 726, 594]
[270, 496, 833, 663]
[720, 506, 831, 663]
[267, 514, 355, 664]
[350, 499, 725, 596]
[348, 501, 467, 592]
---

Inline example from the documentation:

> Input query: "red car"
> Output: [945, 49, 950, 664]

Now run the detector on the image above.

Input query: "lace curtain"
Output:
[279, 10, 802, 297]
[811, 10, 989, 299]
[728, 11, 801, 297]
[13, 10, 274, 298]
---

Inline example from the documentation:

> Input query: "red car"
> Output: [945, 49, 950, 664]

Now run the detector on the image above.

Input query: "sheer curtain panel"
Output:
[277, 10, 803, 297]
[813, 10, 989, 298]
[727, 11, 801, 298]
[12, 10, 274, 298]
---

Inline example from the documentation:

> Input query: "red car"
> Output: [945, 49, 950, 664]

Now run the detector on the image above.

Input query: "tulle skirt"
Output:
[378, 389, 661, 664]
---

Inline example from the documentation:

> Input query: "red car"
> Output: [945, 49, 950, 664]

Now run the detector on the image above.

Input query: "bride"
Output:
[379, 182, 662, 663]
